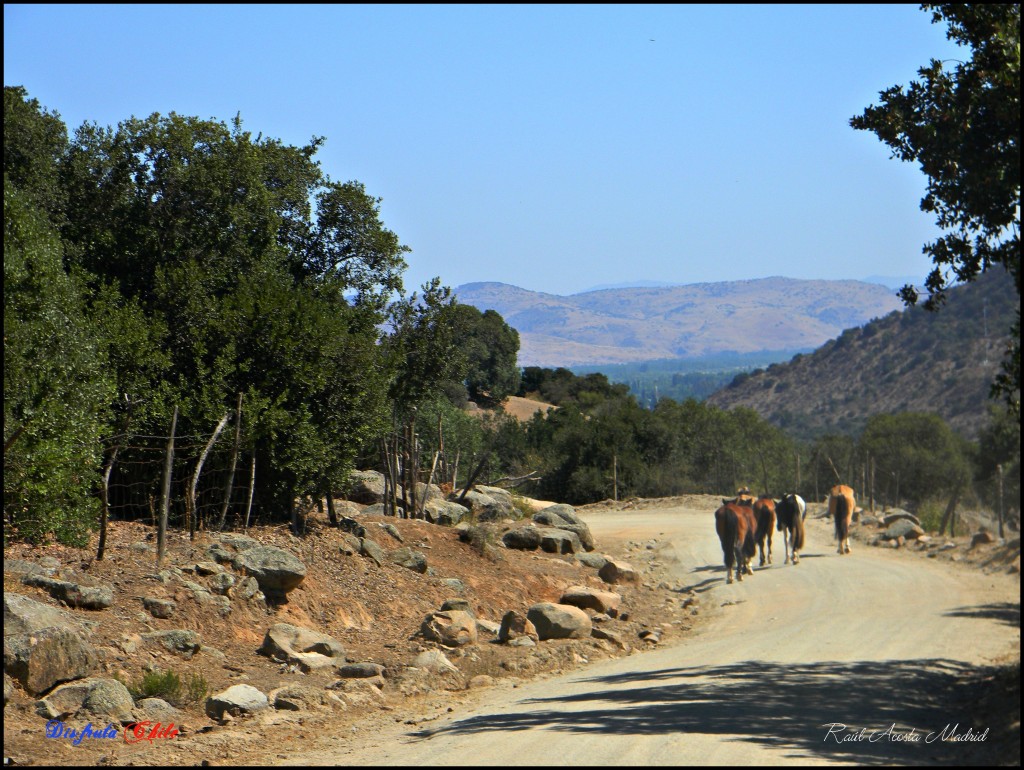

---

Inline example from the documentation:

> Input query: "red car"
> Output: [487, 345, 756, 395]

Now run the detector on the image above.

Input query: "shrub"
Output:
[121, 668, 209, 708]
[509, 493, 535, 520]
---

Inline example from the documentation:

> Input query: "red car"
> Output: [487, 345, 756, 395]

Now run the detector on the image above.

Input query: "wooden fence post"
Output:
[244, 455, 256, 532]
[218, 393, 243, 531]
[97, 441, 120, 562]
[189, 413, 229, 540]
[996, 463, 1005, 539]
[158, 406, 178, 566]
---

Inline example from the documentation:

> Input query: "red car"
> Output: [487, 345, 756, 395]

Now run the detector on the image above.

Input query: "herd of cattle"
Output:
[714, 484, 857, 584]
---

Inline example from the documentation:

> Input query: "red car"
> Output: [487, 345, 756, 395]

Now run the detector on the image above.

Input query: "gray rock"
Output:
[534, 505, 595, 551]
[339, 516, 368, 537]
[337, 663, 385, 679]
[4, 592, 88, 636]
[21, 575, 114, 609]
[141, 629, 202, 658]
[540, 528, 583, 554]
[440, 598, 474, 615]
[425, 499, 470, 526]
[36, 677, 134, 722]
[390, 547, 428, 574]
[591, 626, 628, 650]
[882, 509, 921, 527]
[137, 697, 181, 718]
[205, 684, 269, 721]
[209, 572, 236, 595]
[233, 545, 306, 594]
[3, 558, 56, 578]
[412, 648, 460, 674]
[576, 552, 610, 570]
[4, 626, 97, 695]
[338, 532, 361, 556]
[598, 558, 640, 585]
[440, 578, 466, 594]
[526, 603, 592, 640]
[559, 586, 622, 615]
[217, 533, 260, 552]
[346, 470, 386, 504]
[269, 685, 335, 711]
[498, 610, 539, 643]
[882, 519, 925, 541]
[360, 538, 386, 567]
[229, 575, 261, 601]
[142, 597, 176, 619]
[502, 526, 542, 551]
[206, 544, 234, 564]
[420, 610, 478, 647]
[259, 623, 345, 672]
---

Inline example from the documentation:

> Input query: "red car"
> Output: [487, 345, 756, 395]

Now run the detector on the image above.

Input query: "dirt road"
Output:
[289, 503, 1020, 766]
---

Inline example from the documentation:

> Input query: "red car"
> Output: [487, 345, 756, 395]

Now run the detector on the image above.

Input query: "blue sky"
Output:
[5, 4, 965, 297]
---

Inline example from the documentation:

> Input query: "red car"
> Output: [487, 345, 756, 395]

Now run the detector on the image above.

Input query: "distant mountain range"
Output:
[453, 277, 905, 368]
[704, 270, 1018, 440]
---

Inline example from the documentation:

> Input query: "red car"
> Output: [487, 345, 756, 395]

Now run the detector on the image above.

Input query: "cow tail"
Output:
[834, 496, 849, 542]
[793, 517, 805, 551]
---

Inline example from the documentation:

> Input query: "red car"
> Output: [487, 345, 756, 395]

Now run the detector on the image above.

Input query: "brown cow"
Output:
[751, 496, 776, 567]
[828, 484, 856, 555]
[714, 502, 757, 583]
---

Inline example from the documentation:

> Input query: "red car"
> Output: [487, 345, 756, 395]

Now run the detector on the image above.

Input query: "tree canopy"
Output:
[851, 3, 1020, 414]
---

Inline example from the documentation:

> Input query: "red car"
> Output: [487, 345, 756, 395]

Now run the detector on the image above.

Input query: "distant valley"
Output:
[704, 269, 1018, 440]
[454, 277, 905, 368]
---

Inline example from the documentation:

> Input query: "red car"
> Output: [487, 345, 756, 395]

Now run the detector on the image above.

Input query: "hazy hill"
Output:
[454, 278, 904, 368]
[704, 270, 1018, 440]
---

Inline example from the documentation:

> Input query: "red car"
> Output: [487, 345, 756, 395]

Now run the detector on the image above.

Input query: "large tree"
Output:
[851, 4, 1020, 414]
[452, 304, 521, 405]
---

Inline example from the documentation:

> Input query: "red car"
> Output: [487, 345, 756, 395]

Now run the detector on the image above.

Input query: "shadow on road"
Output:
[411, 658, 1016, 765]
[944, 602, 1020, 628]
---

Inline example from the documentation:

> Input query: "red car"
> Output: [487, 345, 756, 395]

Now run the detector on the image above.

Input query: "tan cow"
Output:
[828, 484, 856, 555]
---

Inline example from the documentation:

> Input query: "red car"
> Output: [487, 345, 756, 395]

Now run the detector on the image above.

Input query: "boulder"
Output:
[390, 547, 428, 574]
[576, 553, 610, 570]
[141, 597, 176, 619]
[502, 526, 543, 551]
[540, 528, 583, 554]
[598, 558, 640, 585]
[268, 685, 337, 712]
[971, 530, 997, 548]
[233, 546, 306, 594]
[140, 629, 202, 658]
[21, 575, 114, 610]
[36, 677, 135, 722]
[4, 626, 97, 695]
[882, 519, 925, 541]
[526, 603, 592, 641]
[4, 592, 90, 637]
[259, 623, 345, 672]
[559, 586, 622, 615]
[346, 470, 386, 504]
[882, 509, 921, 527]
[533, 504, 595, 551]
[424, 499, 470, 526]
[420, 610, 478, 647]
[360, 538, 386, 567]
[336, 663, 385, 679]
[497, 610, 538, 643]
[205, 684, 269, 721]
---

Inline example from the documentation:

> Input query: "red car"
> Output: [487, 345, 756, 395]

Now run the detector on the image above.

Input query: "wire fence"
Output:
[101, 403, 261, 545]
